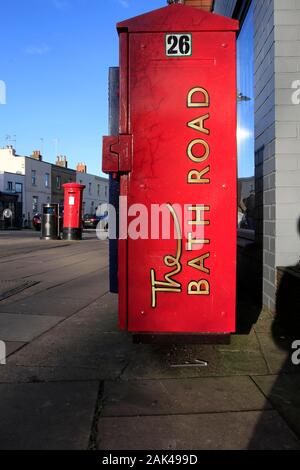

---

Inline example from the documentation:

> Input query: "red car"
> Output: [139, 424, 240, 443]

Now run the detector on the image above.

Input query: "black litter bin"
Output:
[41, 204, 60, 240]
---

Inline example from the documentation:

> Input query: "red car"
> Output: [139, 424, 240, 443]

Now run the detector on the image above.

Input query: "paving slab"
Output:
[47, 270, 108, 300]
[123, 340, 268, 380]
[0, 279, 39, 301]
[0, 364, 123, 383]
[0, 313, 62, 342]
[8, 330, 133, 368]
[0, 294, 92, 317]
[252, 374, 300, 439]
[102, 376, 271, 417]
[97, 410, 300, 450]
[5, 342, 26, 356]
[0, 268, 108, 317]
[255, 332, 299, 374]
[6, 296, 132, 374]
[253, 309, 274, 334]
[0, 381, 99, 450]
[60, 292, 119, 333]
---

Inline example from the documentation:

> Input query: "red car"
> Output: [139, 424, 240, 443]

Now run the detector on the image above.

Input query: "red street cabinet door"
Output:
[114, 4, 238, 333]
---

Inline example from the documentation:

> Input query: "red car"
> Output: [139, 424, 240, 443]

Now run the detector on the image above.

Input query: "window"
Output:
[45, 173, 50, 188]
[89, 182, 92, 194]
[105, 186, 108, 199]
[237, 3, 255, 231]
[237, 2, 254, 178]
[7, 181, 13, 191]
[15, 183, 22, 194]
[32, 196, 38, 213]
[31, 170, 36, 186]
[56, 175, 61, 189]
[97, 184, 100, 196]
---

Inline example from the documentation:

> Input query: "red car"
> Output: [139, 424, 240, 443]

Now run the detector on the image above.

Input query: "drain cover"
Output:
[0, 280, 39, 301]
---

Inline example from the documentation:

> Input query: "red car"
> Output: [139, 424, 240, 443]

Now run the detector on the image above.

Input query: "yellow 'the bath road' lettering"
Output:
[188, 205, 210, 226]
[188, 166, 210, 184]
[188, 253, 210, 275]
[187, 87, 210, 108]
[187, 114, 210, 135]
[187, 233, 210, 251]
[187, 139, 210, 163]
[188, 280, 210, 296]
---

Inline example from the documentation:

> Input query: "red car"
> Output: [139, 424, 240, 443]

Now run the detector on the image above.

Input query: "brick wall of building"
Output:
[184, 0, 214, 11]
[274, 0, 300, 269]
[253, 0, 276, 311]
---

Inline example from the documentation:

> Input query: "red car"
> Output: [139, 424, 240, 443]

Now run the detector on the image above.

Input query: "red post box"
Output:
[103, 4, 238, 340]
[62, 183, 85, 240]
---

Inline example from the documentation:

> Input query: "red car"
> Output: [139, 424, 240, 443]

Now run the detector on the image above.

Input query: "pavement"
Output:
[0, 230, 300, 450]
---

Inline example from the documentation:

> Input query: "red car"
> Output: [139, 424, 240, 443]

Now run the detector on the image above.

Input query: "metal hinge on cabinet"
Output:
[102, 135, 132, 177]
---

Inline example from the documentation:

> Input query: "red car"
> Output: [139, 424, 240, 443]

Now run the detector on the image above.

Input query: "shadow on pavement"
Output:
[247, 218, 300, 449]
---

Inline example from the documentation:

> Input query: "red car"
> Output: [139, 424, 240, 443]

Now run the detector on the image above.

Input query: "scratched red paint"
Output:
[103, 4, 239, 334]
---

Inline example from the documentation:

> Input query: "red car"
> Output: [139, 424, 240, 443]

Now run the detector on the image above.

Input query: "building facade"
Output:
[51, 156, 76, 206]
[214, 0, 300, 311]
[0, 146, 109, 226]
[0, 146, 52, 225]
[76, 164, 109, 216]
[0, 171, 24, 228]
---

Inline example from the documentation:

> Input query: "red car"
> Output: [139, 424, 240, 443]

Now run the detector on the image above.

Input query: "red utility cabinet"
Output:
[63, 183, 85, 241]
[103, 4, 239, 338]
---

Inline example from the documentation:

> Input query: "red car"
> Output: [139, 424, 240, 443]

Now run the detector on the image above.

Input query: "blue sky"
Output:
[0, 0, 164, 176]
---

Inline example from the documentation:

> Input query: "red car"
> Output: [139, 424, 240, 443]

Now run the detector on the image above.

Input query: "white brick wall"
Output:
[254, 0, 277, 311]
[274, 0, 300, 272]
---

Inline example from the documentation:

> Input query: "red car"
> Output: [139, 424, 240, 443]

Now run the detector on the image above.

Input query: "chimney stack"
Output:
[31, 150, 42, 161]
[183, 0, 214, 12]
[56, 155, 68, 168]
[5, 145, 16, 156]
[76, 163, 87, 173]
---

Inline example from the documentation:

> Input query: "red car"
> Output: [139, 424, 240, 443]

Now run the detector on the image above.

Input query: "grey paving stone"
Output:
[0, 381, 99, 450]
[0, 279, 39, 301]
[7, 318, 133, 370]
[97, 410, 300, 450]
[7, 331, 131, 369]
[0, 364, 122, 383]
[5, 342, 26, 356]
[255, 332, 299, 374]
[253, 374, 300, 407]
[0, 313, 62, 342]
[123, 341, 269, 380]
[253, 309, 274, 334]
[48, 270, 108, 300]
[102, 376, 271, 417]
[0, 269, 108, 317]
[65, 293, 119, 333]
[252, 374, 300, 439]
[0, 294, 91, 317]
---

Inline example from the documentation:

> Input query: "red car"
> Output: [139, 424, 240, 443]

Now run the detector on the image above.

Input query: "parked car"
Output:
[32, 213, 41, 231]
[83, 214, 101, 229]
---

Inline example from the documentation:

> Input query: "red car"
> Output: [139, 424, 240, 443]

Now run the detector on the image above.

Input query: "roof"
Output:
[117, 4, 238, 33]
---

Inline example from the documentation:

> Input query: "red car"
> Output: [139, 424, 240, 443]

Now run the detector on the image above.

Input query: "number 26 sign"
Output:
[166, 33, 192, 57]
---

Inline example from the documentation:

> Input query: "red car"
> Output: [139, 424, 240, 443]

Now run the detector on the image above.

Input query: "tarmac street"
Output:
[0, 230, 299, 450]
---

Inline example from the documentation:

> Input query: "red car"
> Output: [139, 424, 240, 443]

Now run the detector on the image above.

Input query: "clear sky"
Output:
[0, 0, 165, 176]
